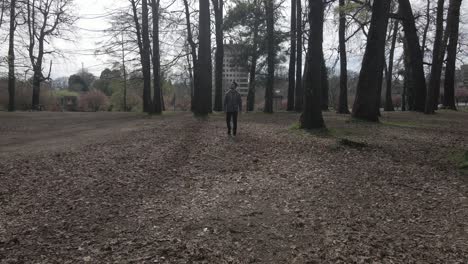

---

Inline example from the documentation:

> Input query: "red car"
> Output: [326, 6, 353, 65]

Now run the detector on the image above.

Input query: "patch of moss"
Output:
[449, 150, 468, 173]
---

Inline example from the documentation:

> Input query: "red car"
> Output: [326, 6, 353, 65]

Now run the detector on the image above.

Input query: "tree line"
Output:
[1, 0, 466, 129]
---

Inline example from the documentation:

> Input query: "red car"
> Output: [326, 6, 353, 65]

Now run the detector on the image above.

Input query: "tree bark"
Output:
[141, 0, 152, 113]
[352, 0, 391, 122]
[398, 0, 427, 112]
[301, 0, 325, 129]
[264, 0, 274, 113]
[8, 0, 16, 112]
[287, 0, 296, 111]
[425, 0, 445, 114]
[443, 0, 462, 110]
[182, 0, 198, 112]
[294, 0, 303, 112]
[194, 0, 212, 115]
[151, 0, 162, 113]
[337, 0, 349, 114]
[384, 19, 398, 112]
[212, 0, 224, 111]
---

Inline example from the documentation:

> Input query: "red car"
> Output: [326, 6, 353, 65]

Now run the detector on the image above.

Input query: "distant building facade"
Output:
[222, 43, 249, 96]
[461, 64, 468, 87]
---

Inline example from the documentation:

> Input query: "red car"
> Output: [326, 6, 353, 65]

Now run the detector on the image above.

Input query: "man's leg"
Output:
[226, 112, 232, 135]
[233, 111, 238, 136]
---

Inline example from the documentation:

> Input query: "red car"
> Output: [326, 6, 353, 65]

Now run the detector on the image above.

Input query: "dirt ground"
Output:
[0, 111, 467, 263]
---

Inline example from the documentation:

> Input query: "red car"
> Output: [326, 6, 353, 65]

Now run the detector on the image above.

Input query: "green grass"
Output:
[381, 120, 421, 128]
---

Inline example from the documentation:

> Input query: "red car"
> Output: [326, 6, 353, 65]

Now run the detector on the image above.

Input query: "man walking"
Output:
[224, 81, 242, 136]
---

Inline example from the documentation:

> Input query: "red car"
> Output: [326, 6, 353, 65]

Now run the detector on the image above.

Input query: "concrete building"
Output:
[222, 43, 249, 96]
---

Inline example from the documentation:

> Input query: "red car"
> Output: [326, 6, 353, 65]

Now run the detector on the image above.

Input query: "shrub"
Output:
[79, 90, 109, 112]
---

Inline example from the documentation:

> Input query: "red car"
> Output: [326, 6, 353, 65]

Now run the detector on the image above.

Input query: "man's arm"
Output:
[238, 94, 242, 112]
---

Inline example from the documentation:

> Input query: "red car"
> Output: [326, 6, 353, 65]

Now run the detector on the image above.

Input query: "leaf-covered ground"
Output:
[0, 111, 467, 263]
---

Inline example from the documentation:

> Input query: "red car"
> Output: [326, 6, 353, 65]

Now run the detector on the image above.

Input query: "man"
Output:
[224, 81, 242, 136]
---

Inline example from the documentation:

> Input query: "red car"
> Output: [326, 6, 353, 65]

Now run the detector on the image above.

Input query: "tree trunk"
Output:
[151, 0, 162, 113]
[403, 39, 416, 111]
[352, 0, 391, 122]
[8, 0, 16, 112]
[384, 19, 398, 112]
[194, 0, 212, 115]
[294, 0, 303, 112]
[337, 0, 349, 114]
[264, 0, 274, 113]
[398, 0, 426, 112]
[182, 0, 198, 112]
[443, 0, 462, 110]
[287, 0, 296, 111]
[321, 50, 329, 111]
[247, 22, 260, 112]
[212, 0, 224, 112]
[425, 0, 445, 114]
[301, 0, 325, 129]
[141, 0, 152, 113]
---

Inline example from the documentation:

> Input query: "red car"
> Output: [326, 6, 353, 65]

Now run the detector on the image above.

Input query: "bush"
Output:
[79, 90, 109, 112]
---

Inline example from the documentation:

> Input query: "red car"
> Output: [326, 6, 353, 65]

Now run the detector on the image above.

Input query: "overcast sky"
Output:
[50, 0, 468, 79]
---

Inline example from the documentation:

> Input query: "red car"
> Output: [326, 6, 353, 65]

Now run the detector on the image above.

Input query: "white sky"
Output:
[45, 0, 468, 79]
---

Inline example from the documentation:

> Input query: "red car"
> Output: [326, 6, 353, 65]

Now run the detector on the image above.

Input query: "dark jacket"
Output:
[224, 89, 242, 112]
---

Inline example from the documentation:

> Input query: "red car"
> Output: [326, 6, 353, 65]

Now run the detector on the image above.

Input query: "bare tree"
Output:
[443, 0, 462, 110]
[301, 0, 325, 129]
[25, 0, 76, 110]
[352, 0, 391, 121]
[337, 0, 350, 114]
[384, 18, 399, 112]
[212, 0, 224, 111]
[294, 0, 303, 112]
[264, 0, 274, 113]
[287, 0, 296, 111]
[398, 0, 426, 112]
[8, 0, 16, 112]
[151, 0, 162, 113]
[193, 0, 211, 115]
[425, 0, 445, 114]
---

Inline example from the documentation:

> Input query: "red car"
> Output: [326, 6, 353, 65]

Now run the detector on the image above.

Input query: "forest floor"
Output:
[0, 111, 467, 263]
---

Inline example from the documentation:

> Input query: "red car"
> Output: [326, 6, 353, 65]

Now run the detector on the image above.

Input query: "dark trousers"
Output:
[226, 112, 238, 134]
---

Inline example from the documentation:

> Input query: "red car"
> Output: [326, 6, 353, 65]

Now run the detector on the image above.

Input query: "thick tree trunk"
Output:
[141, 0, 152, 113]
[443, 0, 462, 110]
[264, 0, 274, 113]
[287, 0, 296, 111]
[213, 0, 224, 111]
[398, 0, 426, 112]
[301, 0, 325, 129]
[294, 0, 303, 112]
[8, 0, 16, 112]
[352, 0, 391, 122]
[384, 19, 398, 112]
[425, 0, 445, 114]
[151, 0, 162, 114]
[32, 69, 41, 110]
[337, 0, 349, 114]
[194, 0, 212, 115]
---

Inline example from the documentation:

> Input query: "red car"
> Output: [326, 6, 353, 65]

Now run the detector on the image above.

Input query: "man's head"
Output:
[230, 81, 238, 90]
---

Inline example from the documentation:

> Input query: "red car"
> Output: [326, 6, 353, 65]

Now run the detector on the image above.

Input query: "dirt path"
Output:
[0, 111, 467, 263]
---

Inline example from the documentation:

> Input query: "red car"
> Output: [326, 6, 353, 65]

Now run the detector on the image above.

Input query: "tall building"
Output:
[461, 64, 468, 86]
[222, 43, 249, 96]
